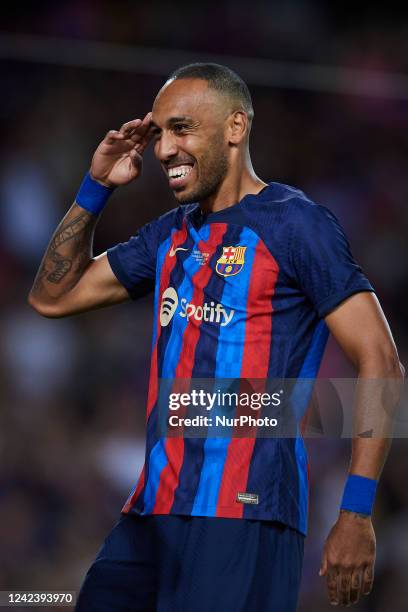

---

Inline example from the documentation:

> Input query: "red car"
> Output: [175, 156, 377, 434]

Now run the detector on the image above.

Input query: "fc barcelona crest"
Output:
[216, 245, 247, 277]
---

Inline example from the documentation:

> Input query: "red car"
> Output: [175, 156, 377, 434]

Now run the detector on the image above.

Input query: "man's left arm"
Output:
[319, 291, 405, 607]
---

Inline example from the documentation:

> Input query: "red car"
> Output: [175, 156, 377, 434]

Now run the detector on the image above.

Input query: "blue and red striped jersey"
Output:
[107, 182, 374, 535]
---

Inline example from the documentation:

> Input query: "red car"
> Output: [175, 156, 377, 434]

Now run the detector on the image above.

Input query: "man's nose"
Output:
[155, 131, 178, 162]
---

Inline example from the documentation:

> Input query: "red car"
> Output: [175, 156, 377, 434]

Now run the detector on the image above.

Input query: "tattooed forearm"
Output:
[47, 250, 72, 284]
[51, 212, 90, 250]
[45, 212, 92, 284]
[30, 204, 98, 298]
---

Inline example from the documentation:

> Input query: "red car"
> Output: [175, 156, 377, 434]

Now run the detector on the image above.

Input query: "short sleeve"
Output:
[290, 203, 375, 318]
[107, 220, 158, 300]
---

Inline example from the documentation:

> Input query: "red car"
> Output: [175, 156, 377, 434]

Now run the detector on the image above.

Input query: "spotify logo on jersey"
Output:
[160, 287, 235, 328]
[160, 287, 179, 327]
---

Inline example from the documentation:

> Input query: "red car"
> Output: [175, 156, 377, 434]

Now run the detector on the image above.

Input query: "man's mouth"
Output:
[167, 163, 195, 189]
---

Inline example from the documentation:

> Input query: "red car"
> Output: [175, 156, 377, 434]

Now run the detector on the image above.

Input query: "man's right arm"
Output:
[28, 203, 128, 318]
[28, 112, 153, 318]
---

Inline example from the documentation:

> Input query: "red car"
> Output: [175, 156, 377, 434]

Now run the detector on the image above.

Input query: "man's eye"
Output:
[173, 124, 188, 133]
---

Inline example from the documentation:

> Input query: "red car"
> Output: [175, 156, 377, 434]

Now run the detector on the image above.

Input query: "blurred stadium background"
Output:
[1, 2, 408, 610]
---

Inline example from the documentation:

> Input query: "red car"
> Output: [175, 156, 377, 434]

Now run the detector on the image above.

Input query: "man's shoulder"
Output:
[250, 181, 316, 210]
[241, 181, 321, 235]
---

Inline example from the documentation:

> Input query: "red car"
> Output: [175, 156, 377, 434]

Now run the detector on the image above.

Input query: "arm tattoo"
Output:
[51, 212, 89, 250]
[32, 206, 96, 294]
[47, 250, 72, 284]
[45, 212, 90, 284]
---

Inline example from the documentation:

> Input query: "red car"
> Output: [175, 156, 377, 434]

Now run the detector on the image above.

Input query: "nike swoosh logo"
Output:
[169, 246, 189, 257]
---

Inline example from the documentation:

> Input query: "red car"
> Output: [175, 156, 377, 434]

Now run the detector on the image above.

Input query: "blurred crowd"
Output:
[1, 1, 408, 610]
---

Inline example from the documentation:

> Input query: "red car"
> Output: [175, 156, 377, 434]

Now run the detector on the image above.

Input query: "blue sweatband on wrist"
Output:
[75, 172, 115, 215]
[340, 474, 377, 515]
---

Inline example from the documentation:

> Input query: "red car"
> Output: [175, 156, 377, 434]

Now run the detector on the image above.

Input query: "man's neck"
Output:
[199, 170, 268, 214]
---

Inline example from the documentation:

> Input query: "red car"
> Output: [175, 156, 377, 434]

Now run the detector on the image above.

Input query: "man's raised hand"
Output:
[90, 112, 153, 187]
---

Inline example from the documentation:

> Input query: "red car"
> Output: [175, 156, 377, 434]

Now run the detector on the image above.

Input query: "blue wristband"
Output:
[340, 474, 377, 515]
[75, 172, 115, 215]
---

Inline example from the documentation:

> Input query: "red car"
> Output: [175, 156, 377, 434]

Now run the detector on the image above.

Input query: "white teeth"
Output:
[168, 165, 193, 179]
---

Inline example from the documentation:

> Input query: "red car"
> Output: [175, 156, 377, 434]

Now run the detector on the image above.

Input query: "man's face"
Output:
[151, 78, 230, 204]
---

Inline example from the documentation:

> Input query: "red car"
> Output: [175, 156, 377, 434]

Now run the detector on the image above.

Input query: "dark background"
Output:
[1, 1, 408, 610]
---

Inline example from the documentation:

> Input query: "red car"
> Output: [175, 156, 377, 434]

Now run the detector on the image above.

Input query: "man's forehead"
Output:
[153, 78, 224, 119]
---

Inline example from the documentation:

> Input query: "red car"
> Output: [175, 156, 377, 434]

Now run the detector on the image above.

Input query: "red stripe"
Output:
[216, 240, 279, 517]
[122, 223, 188, 514]
[153, 223, 228, 514]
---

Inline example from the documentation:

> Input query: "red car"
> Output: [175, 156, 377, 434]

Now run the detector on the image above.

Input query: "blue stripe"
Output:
[142, 439, 169, 513]
[192, 227, 260, 514]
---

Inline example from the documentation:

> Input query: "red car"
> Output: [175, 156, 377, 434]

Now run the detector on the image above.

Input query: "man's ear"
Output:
[227, 111, 248, 145]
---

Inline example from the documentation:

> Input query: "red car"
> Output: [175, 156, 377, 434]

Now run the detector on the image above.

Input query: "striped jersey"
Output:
[107, 181, 374, 535]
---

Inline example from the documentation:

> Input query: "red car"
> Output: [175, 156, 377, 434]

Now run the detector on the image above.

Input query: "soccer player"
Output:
[29, 64, 404, 610]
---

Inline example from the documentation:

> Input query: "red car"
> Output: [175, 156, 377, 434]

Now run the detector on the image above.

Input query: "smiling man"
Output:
[29, 64, 403, 611]
[150, 73, 257, 209]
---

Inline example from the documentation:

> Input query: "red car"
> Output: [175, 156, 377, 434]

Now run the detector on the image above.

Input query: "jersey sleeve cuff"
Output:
[316, 283, 376, 319]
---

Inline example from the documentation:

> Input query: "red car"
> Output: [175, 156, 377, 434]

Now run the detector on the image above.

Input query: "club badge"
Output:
[216, 246, 247, 277]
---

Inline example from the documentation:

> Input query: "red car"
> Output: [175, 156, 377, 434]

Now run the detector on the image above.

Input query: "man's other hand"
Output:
[319, 510, 376, 606]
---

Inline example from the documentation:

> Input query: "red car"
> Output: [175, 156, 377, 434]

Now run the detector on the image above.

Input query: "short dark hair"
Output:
[167, 62, 254, 123]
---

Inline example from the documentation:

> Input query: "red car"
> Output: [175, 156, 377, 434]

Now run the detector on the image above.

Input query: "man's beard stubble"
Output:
[174, 146, 229, 205]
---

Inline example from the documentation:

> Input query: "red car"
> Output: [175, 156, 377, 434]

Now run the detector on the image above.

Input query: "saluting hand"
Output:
[90, 112, 153, 188]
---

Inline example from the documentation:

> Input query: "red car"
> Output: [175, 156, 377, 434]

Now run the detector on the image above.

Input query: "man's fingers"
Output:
[134, 133, 154, 155]
[105, 130, 125, 144]
[133, 113, 154, 154]
[141, 111, 153, 126]
[134, 112, 153, 140]
[362, 564, 374, 595]
[120, 113, 152, 138]
[338, 570, 352, 606]
[103, 113, 153, 161]
[350, 568, 363, 604]
[107, 113, 153, 144]
[327, 569, 339, 606]
[119, 118, 142, 135]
